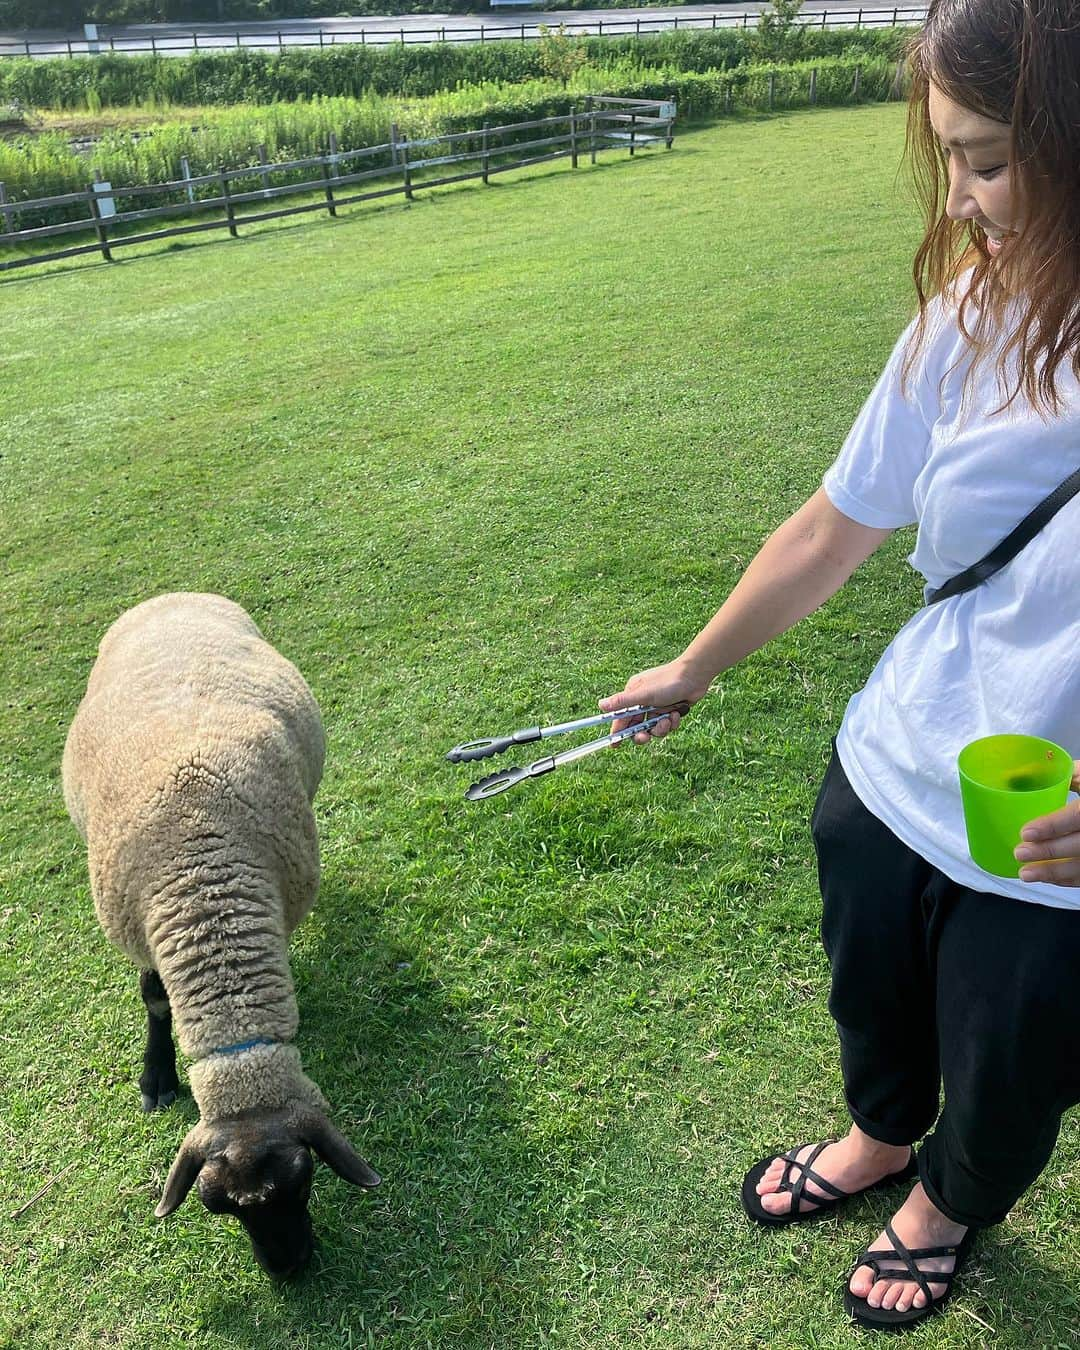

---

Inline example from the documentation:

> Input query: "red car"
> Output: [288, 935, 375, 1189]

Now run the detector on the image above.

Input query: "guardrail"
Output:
[0, 8, 928, 58]
[0, 97, 675, 273]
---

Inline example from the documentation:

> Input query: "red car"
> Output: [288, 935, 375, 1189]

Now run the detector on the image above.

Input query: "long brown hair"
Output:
[903, 0, 1080, 416]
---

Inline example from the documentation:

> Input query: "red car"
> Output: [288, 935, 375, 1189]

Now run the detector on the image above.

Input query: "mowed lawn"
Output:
[2, 104, 1077, 1349]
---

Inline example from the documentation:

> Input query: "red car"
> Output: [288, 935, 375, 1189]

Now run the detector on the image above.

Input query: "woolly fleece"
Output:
[63, 592, 328, 1119]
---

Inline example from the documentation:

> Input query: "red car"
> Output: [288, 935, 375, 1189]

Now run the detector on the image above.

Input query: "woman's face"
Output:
[928, 81, 1015, 255]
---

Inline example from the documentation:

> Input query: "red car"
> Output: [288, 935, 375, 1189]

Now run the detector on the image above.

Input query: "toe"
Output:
[849, 1264, 875, 1299]
[867, 1278, 892, 1310]
[881, 1281, 905, 1311]
[755, 1158, 785, 1195]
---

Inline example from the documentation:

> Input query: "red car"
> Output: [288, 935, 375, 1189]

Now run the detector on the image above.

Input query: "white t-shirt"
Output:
[822, 278, 1080, 911]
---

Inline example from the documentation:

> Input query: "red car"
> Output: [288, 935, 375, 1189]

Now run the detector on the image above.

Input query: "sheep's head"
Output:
[154, 1107, 380, 1278]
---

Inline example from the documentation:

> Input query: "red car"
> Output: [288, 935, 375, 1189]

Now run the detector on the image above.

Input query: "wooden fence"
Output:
[0, 97, 675, 274]
[0, 8, 928, 58]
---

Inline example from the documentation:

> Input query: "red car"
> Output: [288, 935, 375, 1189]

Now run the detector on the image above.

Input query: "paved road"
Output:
[1, 2, 926, 57]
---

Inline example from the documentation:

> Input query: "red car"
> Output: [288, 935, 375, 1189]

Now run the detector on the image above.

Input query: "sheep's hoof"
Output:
[141, 1087, 178, 1113]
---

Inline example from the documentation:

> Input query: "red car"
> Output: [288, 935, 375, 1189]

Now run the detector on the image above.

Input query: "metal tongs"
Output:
[447, 702, 691, 801]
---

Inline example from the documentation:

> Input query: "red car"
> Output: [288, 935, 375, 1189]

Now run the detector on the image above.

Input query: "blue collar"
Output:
[207, 1037, 278, 1058]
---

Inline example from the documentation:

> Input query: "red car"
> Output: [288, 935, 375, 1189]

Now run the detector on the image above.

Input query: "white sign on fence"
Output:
[658, 101, 676, 121]
[84, 23, 100, 55]
[93, 181, 116, 218]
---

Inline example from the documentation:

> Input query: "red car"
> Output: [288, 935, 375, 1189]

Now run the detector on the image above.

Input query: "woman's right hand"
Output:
[598, 660, 712, 744]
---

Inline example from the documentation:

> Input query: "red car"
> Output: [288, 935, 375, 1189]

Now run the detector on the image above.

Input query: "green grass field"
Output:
[1, 104, 1077, 1349]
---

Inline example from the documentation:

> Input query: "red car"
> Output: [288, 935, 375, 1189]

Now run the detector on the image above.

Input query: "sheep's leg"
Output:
[139, 969, 179, 1113]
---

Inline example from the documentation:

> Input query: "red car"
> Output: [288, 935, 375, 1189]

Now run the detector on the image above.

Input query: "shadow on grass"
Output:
[967, 1228, 1080, 1344]
[178, 875, 559, 1344]
[0, 143, 691, 289]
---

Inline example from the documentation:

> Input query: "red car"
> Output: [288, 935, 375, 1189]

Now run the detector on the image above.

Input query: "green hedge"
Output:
[0, 54, 906, 223]
[0, 28, 915, 110]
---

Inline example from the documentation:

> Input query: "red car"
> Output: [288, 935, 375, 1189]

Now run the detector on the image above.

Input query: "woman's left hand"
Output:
[1014, 759, 1080, 885]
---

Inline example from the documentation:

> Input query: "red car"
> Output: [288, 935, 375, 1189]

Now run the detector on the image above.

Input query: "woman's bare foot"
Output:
[756, 1124, 913, 1218]
[848, 1182, 968, 1313]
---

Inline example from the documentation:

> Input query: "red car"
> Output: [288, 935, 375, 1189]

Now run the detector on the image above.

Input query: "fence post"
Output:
[570, 110, 578, 168]
[857, 7, 863, 27]
[482, 121, 490, 183]
[666, 94, 675, 150]
[322, 135, 338, 217]
[0, 182, 12, 235]
[180, 155, 194, 204]
[853, 64, 862, 100]
[87, 184, 113, 263]
[219, 170, 238, 238]
[587, 97, 597, 165]
[258, 144, 271, 199]
[821, 10, 827, 28]
[893, 6, 899, 23]
[809, 67, 818, 106]
[390, 122, 399, 168]
[629, 110, 637, 156]
[400, 132, 413, 200]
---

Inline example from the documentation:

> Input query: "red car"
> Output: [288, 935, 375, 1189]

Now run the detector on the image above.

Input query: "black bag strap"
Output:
[925, 466, 1080, 605]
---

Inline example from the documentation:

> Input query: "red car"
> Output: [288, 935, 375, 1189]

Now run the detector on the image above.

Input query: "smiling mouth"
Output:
[979, 225, 1013, 257]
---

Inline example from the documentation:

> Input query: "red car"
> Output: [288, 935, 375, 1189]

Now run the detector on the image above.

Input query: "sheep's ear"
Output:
[299, 1113, 381, 1189]
[155, 1128, 207, 1218]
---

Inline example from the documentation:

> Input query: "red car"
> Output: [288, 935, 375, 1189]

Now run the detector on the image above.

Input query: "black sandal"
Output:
[740, 1141, 918, 1228]
[843, 1218, 975, 1330]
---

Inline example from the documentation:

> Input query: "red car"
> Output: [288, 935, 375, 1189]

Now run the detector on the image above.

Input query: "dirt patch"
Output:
[40, 112, 170, 137]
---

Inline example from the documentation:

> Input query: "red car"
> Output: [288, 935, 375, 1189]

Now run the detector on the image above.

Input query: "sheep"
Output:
[62, 592, 380, 1277]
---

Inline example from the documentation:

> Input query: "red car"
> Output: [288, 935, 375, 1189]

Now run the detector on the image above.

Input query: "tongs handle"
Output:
[446, 727, 542, 764]
[465, 756, 557, 800]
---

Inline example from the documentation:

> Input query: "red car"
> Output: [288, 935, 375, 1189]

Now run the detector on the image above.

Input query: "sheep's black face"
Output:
[155, 1106, 380, 1278]
[196, 1115, 317, 1279]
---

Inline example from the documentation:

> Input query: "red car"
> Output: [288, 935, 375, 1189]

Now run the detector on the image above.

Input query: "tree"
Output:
[756, 0, 807, 63]
[537, 24, 588, 89]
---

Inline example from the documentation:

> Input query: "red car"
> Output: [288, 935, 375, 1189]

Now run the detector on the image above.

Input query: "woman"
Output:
[600, 0, 1080, 1331]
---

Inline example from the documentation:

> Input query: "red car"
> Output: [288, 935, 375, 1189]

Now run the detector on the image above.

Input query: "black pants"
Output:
[811, 745, 1080, 1229]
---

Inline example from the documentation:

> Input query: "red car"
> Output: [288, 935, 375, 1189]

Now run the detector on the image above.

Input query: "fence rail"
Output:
[0, 7, 928, 58]
[0, 97, 674, 273]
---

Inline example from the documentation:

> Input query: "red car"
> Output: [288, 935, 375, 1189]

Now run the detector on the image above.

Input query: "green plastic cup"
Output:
[958, 734, 1074, 878]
